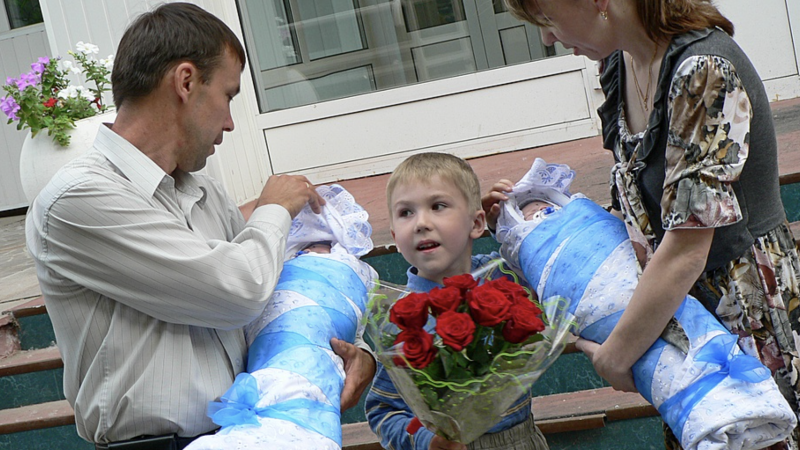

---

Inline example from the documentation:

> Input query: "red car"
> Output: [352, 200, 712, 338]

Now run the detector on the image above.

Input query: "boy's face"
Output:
[390, 175, 486, 285]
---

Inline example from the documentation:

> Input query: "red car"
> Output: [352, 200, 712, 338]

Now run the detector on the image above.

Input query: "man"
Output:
[25, 3, 375, 449]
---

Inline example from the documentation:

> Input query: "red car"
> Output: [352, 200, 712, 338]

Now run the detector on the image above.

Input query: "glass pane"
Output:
[412, 38, 476, 81]
[500, 26, 531, 65]
[296, 0, 366, 61]
[402, 0, 466, 32]
[240, 0, 555, 113]
[243, 0, 300, 71]
[5, 0, 43, 29]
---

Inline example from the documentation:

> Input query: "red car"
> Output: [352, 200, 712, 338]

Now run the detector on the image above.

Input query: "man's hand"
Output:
[429, 435, 467, 450]
[331, 338, 376, 411]
[481, 179, 514, 231]
[255, 174, 325, 218]
[575, 338, 637, 392]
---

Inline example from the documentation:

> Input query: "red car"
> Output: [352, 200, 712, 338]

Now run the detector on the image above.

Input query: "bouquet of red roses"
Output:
[364, 260, 572, 443]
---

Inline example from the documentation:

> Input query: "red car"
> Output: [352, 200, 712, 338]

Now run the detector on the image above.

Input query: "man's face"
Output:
[389, 175, 485, 285]
[178, 49, 241, 172]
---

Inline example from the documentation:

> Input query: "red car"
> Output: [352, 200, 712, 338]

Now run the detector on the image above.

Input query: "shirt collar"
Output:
[406, 255, 485, 293]
[93, 124, 207, 205]
[94, 124, 167, 198]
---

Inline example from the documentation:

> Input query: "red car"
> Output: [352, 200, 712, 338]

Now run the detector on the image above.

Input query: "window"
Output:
[4, 0, 43, 29]
[237, 0, 562, 113]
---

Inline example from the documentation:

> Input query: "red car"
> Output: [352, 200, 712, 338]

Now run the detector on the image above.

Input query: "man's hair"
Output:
[111, 2, 247, 108]
[386, 152, 482, 214]
[504, 0, 734, 40]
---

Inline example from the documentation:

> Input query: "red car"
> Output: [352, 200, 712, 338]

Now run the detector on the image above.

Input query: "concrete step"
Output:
[0, 387, 656, 448]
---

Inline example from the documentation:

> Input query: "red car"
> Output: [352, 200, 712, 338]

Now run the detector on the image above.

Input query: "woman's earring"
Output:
[600, 10, 608, 20]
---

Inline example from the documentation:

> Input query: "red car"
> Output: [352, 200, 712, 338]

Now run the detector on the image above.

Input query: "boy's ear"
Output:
[471, 209, 486, 240]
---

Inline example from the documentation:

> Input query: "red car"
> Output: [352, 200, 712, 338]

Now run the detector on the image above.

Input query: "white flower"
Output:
[61, 60, 82, 74]
[100, 55, 114, 72]
[76, 86, 94, 101]
[57, 85, 79, 99]
[75, 41, 100, 55]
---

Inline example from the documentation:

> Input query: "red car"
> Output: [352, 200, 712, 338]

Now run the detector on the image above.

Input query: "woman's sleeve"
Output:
[661, 55, 750, 230]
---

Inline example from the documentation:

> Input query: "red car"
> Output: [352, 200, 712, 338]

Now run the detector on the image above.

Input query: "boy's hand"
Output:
[429, 435, 467, 450]
[481, 179, 514, 231]
[331, 338, 376, 411]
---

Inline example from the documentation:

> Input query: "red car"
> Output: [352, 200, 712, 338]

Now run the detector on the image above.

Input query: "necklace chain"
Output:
[630, 45, 658, 114]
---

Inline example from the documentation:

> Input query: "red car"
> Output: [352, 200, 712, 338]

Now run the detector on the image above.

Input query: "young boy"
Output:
[365, 152, 549, 450]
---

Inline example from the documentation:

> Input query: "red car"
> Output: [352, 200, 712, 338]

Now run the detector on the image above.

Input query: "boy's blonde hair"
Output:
[386, 152, 482, 214]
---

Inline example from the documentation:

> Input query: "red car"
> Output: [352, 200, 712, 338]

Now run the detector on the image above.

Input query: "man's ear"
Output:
[172, 61, 199, 104]
[471, 209, 487, 240]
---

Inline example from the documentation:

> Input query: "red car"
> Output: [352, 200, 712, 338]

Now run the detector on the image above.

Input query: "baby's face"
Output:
[521, 200, 553, 221]
[303, 242, 332, 254]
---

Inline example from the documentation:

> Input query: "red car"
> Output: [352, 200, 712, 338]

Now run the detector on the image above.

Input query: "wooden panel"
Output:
[0, 346, 62, 377]
[0, 400, 74, 434]
[537, 413, 606, 434]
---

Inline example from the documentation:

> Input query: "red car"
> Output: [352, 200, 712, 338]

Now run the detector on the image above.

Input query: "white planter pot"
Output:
[19, 111, 117, 202]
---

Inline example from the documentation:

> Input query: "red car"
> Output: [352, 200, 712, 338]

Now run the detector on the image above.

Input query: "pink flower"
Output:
[0, 96, 20, 121]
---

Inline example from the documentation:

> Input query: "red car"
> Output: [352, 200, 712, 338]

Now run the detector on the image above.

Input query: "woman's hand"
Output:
[575, 338, 637, 392]
[481, 179, 514, 231]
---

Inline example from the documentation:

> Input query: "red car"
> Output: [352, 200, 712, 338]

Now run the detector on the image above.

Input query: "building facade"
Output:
[1, 0, 799, 210]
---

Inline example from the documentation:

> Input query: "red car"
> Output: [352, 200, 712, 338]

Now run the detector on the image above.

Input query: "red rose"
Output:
[489, 278, 535, 304]
[467, 284, 512, 326]
[513, 296, 542, 315]
[427, 286, 463, 316]
[442, 274, 478, 292]
[502, 304, 546, 344]
[435, 310, 476, 351]
[390, 293, 429, 330]
[393, 328, 437, 369]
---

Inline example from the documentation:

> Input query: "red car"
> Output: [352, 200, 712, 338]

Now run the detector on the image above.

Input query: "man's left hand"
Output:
[331, 338, 377, 411]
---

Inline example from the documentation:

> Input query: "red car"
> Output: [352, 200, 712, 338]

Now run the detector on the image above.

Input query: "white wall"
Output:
[719, 0, 800, 100]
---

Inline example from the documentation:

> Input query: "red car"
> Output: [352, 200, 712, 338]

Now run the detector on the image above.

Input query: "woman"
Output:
[503, 1, 800, 449]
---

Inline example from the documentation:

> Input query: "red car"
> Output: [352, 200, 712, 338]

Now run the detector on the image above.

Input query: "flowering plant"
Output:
[1, 41, 113, 147]
[365, 260, 573, 444]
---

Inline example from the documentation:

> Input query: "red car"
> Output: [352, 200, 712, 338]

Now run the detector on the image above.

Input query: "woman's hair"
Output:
[386, 152, 482, 214]
[503, 0, 734, 39]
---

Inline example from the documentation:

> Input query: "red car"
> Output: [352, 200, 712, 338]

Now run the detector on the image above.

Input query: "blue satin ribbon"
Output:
[209, 372, 343, 444]
[518, 199, 628, 315]
[513, 199, 774, 444]
[283, 257, 368, 311]
[658, 333, 770, 438]
[207, 256, 366, 445]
